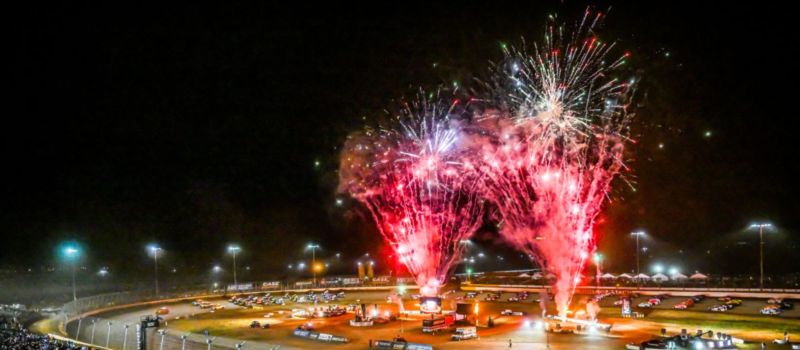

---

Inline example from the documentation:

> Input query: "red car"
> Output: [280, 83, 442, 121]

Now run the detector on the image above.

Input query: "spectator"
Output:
[1, 317, 87, 350]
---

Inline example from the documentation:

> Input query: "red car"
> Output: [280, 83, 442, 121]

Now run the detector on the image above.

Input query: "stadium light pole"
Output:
[593, 253, 603, 291]
[306, 243, 320, 286]
[228, 245, 241, 287]
[749, 222, 773, 290]
[148, 244, 162, 297]
[630, 231, 646, 275]
[63, 246, 80, 302]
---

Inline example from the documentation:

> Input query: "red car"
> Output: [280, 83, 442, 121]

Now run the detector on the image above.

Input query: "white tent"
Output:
[617, 273, 633, 279]
[671, 272, 688, 280]
[600, 273, 617, 279]
[531, 272, 544, 279]
[545, 273, 556, 279]
[651, 273, 669, 282]
[633, 273, 651, 281]
[689, 273, 709, 280]
[518, 273, 531, 278]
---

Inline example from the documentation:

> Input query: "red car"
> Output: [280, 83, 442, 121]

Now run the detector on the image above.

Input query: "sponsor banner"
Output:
[227, 283, 254, 291]
[330, 335, 348, 343]
[372, 340, 432, 350]
[396, 277, 415, 284]
[295, 281, 313, 287]
[372, 275, 391, 283]
[342, 277, 362, 285]
[419, 297, 442, 313]
[293, 329, 310, 338]
[261, 281, 281, 289]
[292, 329, 348, 343]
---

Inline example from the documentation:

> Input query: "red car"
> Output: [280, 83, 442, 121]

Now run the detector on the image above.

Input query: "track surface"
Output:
[68, 290, 798, 349]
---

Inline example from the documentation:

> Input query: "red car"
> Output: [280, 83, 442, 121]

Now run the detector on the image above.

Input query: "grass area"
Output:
[168, 317, 275, 341]
[645, 309, 800, 334]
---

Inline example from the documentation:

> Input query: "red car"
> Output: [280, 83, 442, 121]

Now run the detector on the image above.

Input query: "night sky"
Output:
[4, 2, 798, 281]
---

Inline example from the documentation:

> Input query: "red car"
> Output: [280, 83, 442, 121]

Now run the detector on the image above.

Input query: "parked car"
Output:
[451, 327, 478, 341]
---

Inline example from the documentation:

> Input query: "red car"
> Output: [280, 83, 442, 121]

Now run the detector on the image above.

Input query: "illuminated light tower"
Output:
[367, 260, 375, 280]
[147, 244, 163, 297]
[306, 243, 320, 286]
[62, 245, 80, 301]
[749, 222, 774, 290]
[460, 240, 473, 272]
[630, 231, 646, 275]
[313, 262, 323, 281]
[652, 264, 664, 274]
[227, 245, 241, 286]
[593, 253, 603, 290]
[357, 262, 365, 280]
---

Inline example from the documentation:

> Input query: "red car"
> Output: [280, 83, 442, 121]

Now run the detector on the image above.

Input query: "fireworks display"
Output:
[339, 10, 634, 308]
[474, 9, 634, 316]
[338, 92, 484, 296]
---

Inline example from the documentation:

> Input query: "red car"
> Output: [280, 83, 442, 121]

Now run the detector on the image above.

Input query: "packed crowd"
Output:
[1, 316, 86, 350]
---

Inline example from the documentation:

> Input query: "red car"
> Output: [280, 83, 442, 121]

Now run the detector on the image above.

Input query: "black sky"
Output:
[3, 2, 799, 280]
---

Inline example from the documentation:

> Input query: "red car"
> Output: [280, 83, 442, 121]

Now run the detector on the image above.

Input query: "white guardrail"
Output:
[461, 283, 800, 298]
[54, 284, 419, 349]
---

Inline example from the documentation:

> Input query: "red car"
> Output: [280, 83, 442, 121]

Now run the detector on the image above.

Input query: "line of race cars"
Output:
[673, 295, 705, 310]
[636, 294, 671, 308]
[761, 297, 793, 315]
[458, 289, 795, 318]
[228, 290, 347, 308]
[453, 290, 533, 302]
[189, 300, 225, 311]
[709, 296, 743, 312]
